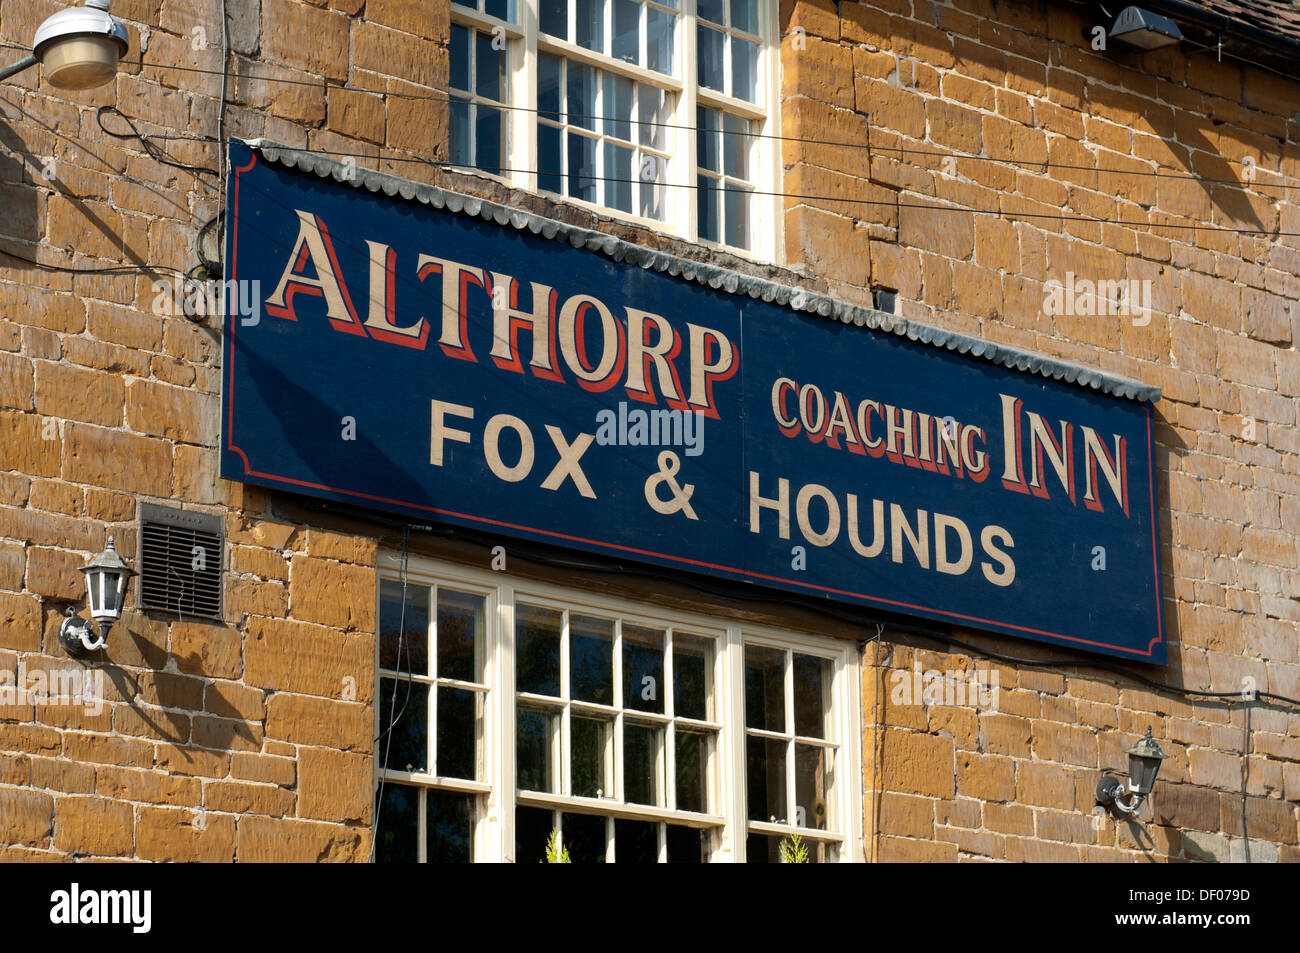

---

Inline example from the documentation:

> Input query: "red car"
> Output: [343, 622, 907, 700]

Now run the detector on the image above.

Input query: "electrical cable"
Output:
[1, 25, 1296, 192]
[214, 0, 231, 278]
[94, 105, 218, 181]
[371, 523, 413, 864]
[0, 241, 192, 277]
[184, 138, 1300, 237]
[1, 43, 1273, 196]
[108, 53, 1296, 194]
[1240, 699, 1252, 863]
[936, 634, 1300, 709]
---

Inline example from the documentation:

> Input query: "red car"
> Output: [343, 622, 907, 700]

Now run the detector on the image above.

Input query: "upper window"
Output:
[373, 556, 862, 862]
[448, 0, 778, 258]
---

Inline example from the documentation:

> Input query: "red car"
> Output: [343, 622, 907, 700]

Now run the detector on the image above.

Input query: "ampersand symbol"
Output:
[644, 450, 698, 521]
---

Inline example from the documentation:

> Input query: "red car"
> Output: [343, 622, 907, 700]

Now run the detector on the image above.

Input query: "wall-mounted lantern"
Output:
[58, 537, 135, 657]
[1096, 726, 1168, 816]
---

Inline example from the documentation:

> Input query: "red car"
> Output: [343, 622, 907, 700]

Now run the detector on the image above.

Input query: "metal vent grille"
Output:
[139, 504, 223, 619]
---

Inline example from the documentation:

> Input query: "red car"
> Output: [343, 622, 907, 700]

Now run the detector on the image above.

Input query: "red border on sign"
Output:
[225, 151, 1166, 660]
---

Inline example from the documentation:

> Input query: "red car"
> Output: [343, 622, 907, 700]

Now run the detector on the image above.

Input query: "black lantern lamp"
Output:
[58, 536, 135, 657]
[1096, 726, 1168, 815]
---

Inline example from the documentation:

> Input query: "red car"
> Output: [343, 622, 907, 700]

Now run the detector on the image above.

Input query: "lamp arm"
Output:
[0, 53, 37, 82]
[79, 622, 108, 652]
[1110, 791, 1143, 815]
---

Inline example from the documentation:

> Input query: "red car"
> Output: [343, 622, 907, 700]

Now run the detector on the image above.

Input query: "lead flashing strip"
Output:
[240, 138, 1162, 404]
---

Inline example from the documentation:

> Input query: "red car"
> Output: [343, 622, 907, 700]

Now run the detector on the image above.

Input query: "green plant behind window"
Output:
[543, 828, 571, 863]
[778, 833, 810, 863]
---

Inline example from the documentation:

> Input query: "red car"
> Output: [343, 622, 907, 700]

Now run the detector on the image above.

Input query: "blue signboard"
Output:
[222, 140, 1165, 663]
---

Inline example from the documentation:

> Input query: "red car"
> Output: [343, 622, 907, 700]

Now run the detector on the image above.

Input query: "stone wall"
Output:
[0, 0, 1295, 860]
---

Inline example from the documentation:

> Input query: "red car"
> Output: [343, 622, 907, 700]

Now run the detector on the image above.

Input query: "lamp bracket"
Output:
[58, 611, 106, 658]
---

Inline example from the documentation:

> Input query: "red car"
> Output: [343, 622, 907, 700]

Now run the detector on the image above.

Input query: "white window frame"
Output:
[448, 0, 783, 263]
[374, 552, 863, 862]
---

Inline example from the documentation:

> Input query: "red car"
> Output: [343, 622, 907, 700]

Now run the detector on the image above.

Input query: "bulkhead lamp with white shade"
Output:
[58, 537, 135, 657]
[0, 0, 129, 91]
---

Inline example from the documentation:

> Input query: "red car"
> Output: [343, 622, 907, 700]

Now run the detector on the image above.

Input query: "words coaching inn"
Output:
[1, 0, 1297, 865]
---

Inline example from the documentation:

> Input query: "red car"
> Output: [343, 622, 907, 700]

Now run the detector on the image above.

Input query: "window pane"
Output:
[637, 84, 666, 149]
[571, 713, 613, 797]
[795, 744, 832, 830]
[697, 175, 719, 242]
[746, 833, 835, 863]
[603, 72, 634, 141]
[675, 727, 711, 812]
[667, 824, 705, 862]
[698, 0, 725, 24]
[722, 112, 750, 179]
[730, 0, 758, 32]
[570, 614, 614, 704]
[475, 104, 503, 173]
[696, 106, 719, 172]
[562, 812, 608, 862]
[615, 818, 659, 861]
[604, 142, 633, 212]
[623, 625, 664, 713]
[485, 0, 514, 21]
[724, 183, 750, 249]
[540, 0, 567, 37]
[438, 589, 485, 683]
[576, 0, 606, 52]
[566, 61, 597, 131]
[449, 98, 472, 167]
[516, 805, 555, 862]
[757, 835, 835, 863]
[437, 687, 484, 780]
[745, 645, 785, 731]
[475, 32, 503, 100]
[568, 132, 598, 202]
[449, 25, 470, 91]
[516, 604, 562, 696]
[613, 0, 640, 63]
[746, 735, 786, 822]
[538, 52, 562, 120]
[697, 25, 725, 91]
[731, 35, 757, 102]
[623, 720, 664, 805]
[746, 832, 780, 863]
[517, 705, 560, 792]
[793, 653, 832, 739]
[672, 633, 711, 720]
[379, 578, 428, 674]
[638, 155, 664, 220]
[426, 790, 473, 862]
[378, 677, 428, 773]
[374, 783, 418, 863]
[646, 6, 674, 74]
[538, 123, 563, 193]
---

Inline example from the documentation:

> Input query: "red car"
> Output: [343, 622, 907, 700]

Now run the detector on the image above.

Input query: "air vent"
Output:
[139, 504, 223, 619]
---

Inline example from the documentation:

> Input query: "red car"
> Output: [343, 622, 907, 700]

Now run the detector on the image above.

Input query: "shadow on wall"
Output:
[38, 602, 267, 761]
[0, 93, 186, 279]
[0, 100, 40, 261]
